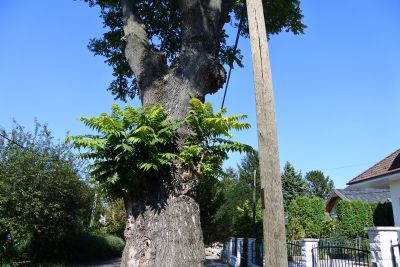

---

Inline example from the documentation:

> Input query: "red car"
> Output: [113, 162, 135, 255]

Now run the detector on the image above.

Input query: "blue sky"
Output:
[0, 0, 399, 188]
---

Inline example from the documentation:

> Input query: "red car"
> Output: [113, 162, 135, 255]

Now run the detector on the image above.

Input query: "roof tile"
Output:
[347, 149, 400, 185]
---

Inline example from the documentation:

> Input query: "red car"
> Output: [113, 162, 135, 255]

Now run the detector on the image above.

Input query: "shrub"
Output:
[287, 197, 326, 239]
[372, 202, 394, 226]
[336, 200, 374, 238]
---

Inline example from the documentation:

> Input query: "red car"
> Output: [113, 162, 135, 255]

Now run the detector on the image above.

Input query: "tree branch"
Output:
[121, 0, 166, 94]
[176, 0, 231, 96]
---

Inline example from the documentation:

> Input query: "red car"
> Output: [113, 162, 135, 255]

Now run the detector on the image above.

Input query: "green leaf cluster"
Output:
[68, 100, 251, 198]
[181, 99, 252, 177]
[67, 104, 177, 197]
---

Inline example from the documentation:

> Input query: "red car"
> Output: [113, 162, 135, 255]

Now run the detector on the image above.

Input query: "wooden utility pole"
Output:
[246, 0, 288, 265]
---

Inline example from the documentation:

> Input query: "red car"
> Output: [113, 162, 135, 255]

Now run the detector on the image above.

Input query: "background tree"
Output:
[304, 170, 334, 200]
[79, 0, 305, 265]
[281, 162, 308, 210]
[0, 122, 93, 262]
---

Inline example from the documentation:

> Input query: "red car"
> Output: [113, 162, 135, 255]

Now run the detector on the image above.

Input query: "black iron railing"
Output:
[312, 245, 371, 267]
[287, 241, 302, 267]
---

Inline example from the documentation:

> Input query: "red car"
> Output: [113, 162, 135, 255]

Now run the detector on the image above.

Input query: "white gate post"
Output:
[236, 238, 244, 267]
[301, 238, 319, 267]
[366, 227, 400, 267]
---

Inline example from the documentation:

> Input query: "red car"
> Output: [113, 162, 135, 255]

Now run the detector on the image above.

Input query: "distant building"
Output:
[346, 149, 400, 225]
[326, 188, 391, 217]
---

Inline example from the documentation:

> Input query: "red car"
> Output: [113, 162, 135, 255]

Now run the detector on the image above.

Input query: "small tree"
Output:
[281, 162, 308, 210]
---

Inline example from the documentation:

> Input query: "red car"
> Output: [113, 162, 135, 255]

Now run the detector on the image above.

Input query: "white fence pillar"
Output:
[301, 238, 319, 267]
[236, 238, 244, 267]
[366, 227, 400, 267]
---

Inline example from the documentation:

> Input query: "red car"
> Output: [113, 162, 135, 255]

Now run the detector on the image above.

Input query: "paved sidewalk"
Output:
[75, 257, 228, 267]
[75, 258, 121, 267]
[206, 258, 229, 267]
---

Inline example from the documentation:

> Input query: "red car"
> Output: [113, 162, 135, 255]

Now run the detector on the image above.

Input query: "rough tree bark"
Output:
[119, 0, 230, 266]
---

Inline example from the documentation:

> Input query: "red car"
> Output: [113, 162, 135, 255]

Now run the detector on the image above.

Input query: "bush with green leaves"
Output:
[0, 122, 94, 262]
[287, 197, 327, 240]
[68, 99, 252, 199]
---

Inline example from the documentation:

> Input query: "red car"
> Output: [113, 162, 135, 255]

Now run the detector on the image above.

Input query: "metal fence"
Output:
[287, 241, 302, 267]
[319, 238, 370, 251]
[312, 245, 371, 267]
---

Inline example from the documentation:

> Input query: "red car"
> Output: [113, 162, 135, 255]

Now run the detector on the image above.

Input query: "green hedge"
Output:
[287, 197, 329, 239]
[336, 200, 394, 238]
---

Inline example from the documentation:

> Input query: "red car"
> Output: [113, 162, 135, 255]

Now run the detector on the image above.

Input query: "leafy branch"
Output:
[67, 99, 252, 198]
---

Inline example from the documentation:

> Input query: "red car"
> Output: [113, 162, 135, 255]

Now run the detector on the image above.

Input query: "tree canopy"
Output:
[83, 0, 305, 100]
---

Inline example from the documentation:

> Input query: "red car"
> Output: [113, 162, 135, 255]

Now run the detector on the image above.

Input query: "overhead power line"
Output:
[0, 132, 25, 149]
[221, 3, 246, 110]
[0, 131, 54, 159]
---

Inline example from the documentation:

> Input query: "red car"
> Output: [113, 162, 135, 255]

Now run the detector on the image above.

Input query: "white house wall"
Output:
[390, 181, 400, 226]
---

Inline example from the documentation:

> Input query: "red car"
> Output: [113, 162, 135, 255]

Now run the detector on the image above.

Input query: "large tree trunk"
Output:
[120, 75, 213, 266]
[121, 195, 204, 266]
[119, 1, 230, 266]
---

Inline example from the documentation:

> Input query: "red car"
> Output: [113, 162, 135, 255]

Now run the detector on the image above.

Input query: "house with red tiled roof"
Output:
[346, 149, 400, 225]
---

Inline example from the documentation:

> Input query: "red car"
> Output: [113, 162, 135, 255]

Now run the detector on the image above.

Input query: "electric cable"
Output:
[221, 3, 246, 109]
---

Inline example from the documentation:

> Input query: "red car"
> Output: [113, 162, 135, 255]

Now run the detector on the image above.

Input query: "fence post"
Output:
[236, 238, 244, 267]
[247, 238, 256, 266]
[301, 238, 319, 267]
[366, 227, 400, 267]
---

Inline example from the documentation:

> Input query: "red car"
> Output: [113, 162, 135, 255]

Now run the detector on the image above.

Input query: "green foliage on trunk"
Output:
[68, 99, 252, 199]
